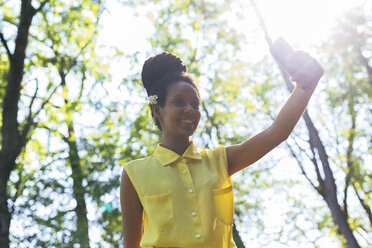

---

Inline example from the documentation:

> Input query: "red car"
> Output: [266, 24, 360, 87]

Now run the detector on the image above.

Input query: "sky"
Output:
[95, 0, 369, 107]
[95, 0, 369, 116]
[98, 0, 368, 57]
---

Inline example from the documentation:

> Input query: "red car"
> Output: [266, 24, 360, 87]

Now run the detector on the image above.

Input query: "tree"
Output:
[0, 1, 49, 247]
[250, 1, 371, 246]
[1, 0, 109, 247]
[38, 1, 104, 246]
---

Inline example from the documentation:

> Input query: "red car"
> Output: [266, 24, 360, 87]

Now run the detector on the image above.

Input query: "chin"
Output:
[180, 129, 196, 137]
[187, 128, 198, 136]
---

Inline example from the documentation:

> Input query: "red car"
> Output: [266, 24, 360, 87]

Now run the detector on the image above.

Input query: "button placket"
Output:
[178, 158, 194, 193]
[177, 157, 201, 237]
[179, 158, 189, 175]
[178, 158, 201, 235]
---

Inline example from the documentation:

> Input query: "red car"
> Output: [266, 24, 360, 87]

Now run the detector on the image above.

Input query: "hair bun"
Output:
[141, 52, 187, 94]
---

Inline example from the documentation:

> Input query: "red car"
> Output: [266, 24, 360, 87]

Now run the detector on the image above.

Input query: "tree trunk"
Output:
[303, 112, 360, 248]
[232, 222, 245, 248]
[61, 79, 90, 248]
[0, 2, 37, 247]
[67, 125, 90, 248]
[0, 166, 12, 248]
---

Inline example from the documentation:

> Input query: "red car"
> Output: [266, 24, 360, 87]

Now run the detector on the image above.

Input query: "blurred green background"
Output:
[0, 0, 371, 247]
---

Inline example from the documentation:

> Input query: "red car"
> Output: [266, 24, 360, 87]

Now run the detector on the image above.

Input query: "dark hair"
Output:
[141, 52, 199, 130]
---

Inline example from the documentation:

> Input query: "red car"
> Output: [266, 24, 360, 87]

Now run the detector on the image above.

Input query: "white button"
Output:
[195, 233, 201, 238]
[188, 189, 193, 193]
[192, 211, 196, 216]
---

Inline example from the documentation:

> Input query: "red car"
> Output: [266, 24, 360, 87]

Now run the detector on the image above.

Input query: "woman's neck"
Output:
[160, 136, 190, 156]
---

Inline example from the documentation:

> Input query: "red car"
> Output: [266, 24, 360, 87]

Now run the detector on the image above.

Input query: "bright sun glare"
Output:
[99, 0, 367, 61]
[257, 0, 366, 47]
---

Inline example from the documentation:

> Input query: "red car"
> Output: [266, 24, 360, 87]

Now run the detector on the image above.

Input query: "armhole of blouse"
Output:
[123, 163, 145, 225]
[123, 163, 142, 198]
[218, 145, 231, 183]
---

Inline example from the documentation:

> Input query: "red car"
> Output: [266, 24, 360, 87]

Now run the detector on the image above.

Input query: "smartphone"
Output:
[270, 37, 296, 75]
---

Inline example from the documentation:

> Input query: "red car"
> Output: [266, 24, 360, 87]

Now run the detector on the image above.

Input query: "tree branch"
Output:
[201, 100, 218, 147]
[353, 185, 372, 229]
[0, 32, 12, 59]
[249, 0, 273, 47]
[34, 0, 50, 13]
[34, 81, 62, 117]
[343, 82, 358, 222]
[307, 133, 325, 196]
[27, 78, 40, 120]
[285, 141, 321, 195]
[357, 46, 372, 87]
[38, 125, 68, 143]
[18, 81, 63, 150]
[343, 183, 349, 219]
[290, 136, 312, 161]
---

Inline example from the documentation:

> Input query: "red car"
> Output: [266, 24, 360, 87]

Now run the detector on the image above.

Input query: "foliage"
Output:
[1, 0, 371, 247]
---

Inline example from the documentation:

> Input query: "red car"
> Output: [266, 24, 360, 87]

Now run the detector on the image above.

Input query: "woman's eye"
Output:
[173, 99, 199, 109]
[174, 99, 185, 106]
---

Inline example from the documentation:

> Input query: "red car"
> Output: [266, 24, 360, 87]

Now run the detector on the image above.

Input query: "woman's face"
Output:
[155, 81, 201, 139]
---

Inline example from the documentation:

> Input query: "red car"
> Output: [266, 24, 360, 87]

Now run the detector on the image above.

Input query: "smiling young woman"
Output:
[153, 81, 201, 154]
[120, 51, 323, 248]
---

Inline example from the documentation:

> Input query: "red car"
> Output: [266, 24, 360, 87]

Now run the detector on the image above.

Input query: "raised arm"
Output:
[226, 51, 323, 176]
[120, 169, 143, 248]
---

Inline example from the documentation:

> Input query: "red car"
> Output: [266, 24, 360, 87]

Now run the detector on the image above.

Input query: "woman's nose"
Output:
[184, 104, 194, 113]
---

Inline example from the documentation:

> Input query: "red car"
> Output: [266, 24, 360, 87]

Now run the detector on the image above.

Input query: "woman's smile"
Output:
[180, 119, 195, 129]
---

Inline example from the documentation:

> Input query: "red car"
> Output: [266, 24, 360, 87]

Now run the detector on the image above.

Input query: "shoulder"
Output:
[200, 145, 230, 184]
[124, 155, 157, 178]
[124, 155, 155, 169]
[122, 155, 157, 194]
[200, 145, 226, 160]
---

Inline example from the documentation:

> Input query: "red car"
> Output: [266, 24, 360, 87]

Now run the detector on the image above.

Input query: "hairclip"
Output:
[147, 95, 158, 105]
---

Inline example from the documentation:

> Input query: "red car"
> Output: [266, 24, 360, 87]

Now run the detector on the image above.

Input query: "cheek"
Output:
[195, 111, 201, 124]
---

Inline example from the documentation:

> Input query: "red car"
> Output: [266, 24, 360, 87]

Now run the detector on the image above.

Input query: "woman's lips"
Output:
[181, 119, 195, 129]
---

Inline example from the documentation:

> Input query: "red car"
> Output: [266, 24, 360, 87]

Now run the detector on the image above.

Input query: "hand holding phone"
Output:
[270, 37, 324, 90]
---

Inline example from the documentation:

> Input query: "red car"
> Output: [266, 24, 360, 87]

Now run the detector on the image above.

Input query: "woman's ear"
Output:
[151, 104, 161, 119]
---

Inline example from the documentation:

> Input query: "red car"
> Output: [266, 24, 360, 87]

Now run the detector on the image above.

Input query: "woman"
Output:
[120, 51, 323, 248]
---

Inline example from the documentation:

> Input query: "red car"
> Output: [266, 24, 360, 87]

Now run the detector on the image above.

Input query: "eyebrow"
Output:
[172, 94, 200, 100]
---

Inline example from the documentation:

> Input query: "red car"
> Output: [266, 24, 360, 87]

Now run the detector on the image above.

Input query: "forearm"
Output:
[270, 85, 315, 142]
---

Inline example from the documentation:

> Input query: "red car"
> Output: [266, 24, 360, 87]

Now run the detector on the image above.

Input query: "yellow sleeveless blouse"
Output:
[124, 141, 235, 248]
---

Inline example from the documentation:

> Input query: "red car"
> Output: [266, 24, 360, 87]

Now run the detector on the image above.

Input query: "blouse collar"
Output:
[153, 141, 202, 166]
